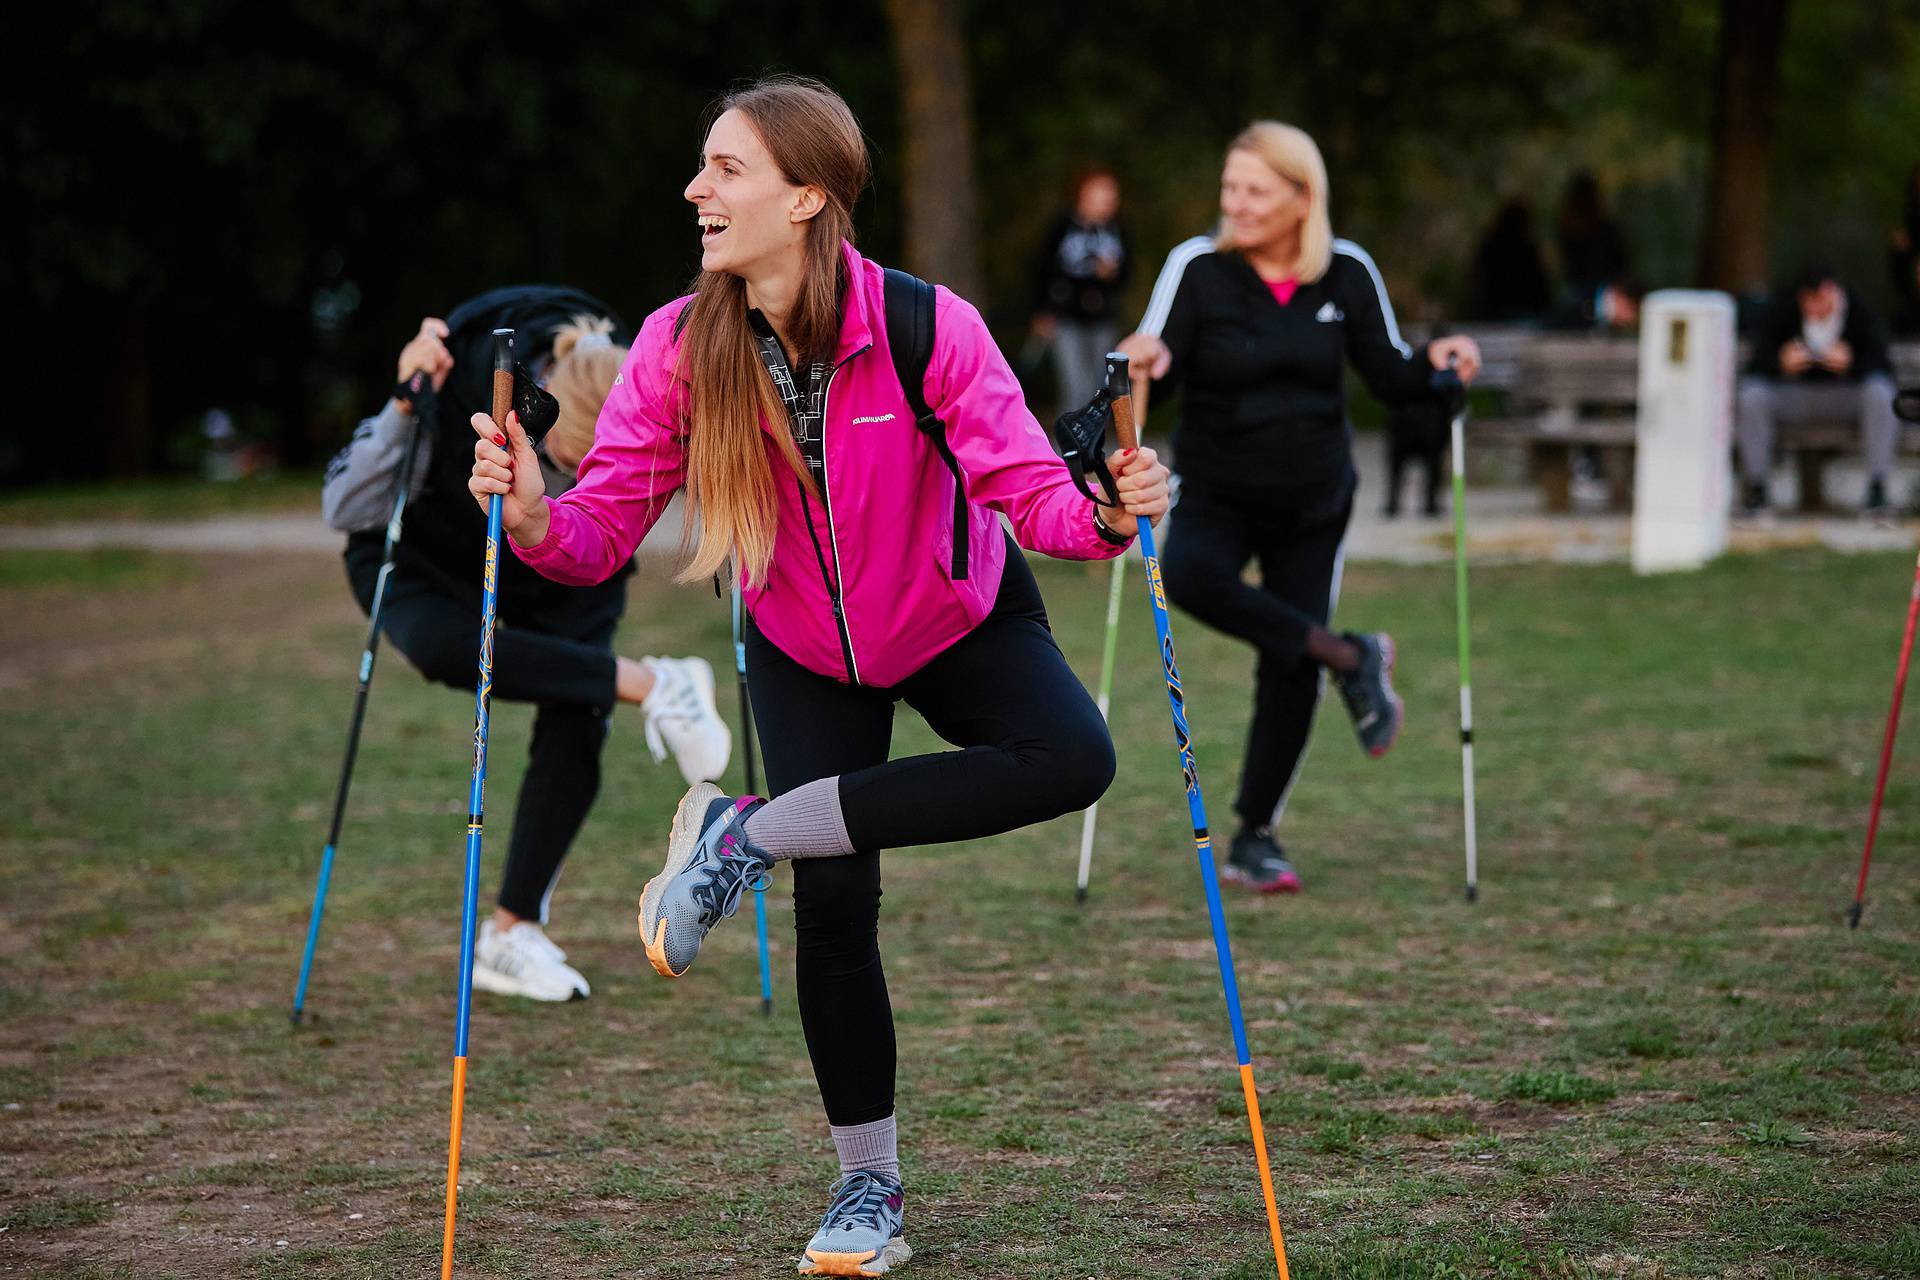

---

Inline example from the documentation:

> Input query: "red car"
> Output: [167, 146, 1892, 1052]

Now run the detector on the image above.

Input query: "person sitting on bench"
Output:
[1737, 262, 1900, 517]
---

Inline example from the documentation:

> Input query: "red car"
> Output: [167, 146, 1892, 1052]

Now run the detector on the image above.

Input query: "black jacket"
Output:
[352, 284, 636, 605]
[1747, 285, 1890, 382]
[1031, 214, 1130, 323]
[1141, 236, 1433, 491]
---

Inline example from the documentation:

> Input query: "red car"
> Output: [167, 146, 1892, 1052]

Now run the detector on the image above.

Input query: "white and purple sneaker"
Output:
[638, 783, 771, 979]
[798, 1171, 910, 1276]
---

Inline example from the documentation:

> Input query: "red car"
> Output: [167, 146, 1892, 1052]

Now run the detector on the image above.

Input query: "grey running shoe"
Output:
[798, 1171, 910, 1276]
[637, 783, 770, 979]
[1335, 632, 1403, 758]
[1222, 827, 1301, 894]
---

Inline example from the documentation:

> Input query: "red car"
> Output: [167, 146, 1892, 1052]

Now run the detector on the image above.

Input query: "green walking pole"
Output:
[1436, 365, 1479, 902]
[1075, 553, 1127, 903]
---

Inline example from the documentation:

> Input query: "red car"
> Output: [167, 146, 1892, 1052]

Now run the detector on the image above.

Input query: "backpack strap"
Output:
[883, 268, 968, 580]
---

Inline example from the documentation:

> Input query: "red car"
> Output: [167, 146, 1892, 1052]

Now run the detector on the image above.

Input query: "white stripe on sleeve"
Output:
[1332, 238, 1411, 357]
[1137, 235, 1215, 338]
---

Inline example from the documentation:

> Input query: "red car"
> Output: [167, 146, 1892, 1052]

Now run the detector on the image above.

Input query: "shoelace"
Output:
[818, 1172, 899, 1233]
[693, 845, 772, 925]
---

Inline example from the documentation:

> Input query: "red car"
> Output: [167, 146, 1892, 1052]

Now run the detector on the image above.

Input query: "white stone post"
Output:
[1632, 290, 1736, 574]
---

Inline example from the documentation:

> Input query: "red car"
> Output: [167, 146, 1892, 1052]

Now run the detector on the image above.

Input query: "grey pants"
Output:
[1052, 319, 1117, 413]
[1735, 373, 1899, 483]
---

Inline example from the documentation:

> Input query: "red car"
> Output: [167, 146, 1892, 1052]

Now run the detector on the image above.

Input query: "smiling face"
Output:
[1218, 147, 1308, 258]
[683, 108, 821, 281]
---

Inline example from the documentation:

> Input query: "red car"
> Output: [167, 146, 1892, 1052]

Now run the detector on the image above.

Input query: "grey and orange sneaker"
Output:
[637, 783, 770, 979]
[798, 1171, 910, 1276]
[1335, 632, 1403, 758]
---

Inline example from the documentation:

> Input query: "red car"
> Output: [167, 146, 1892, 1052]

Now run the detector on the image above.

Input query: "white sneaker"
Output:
[642, 656, 733, 787]
[472, 920, 590, 1002]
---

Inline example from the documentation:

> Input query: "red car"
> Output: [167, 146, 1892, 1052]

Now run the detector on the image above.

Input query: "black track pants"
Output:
[344, 543, 623, 922]
[745, 546, 1115, 1125]
[1159, 477, 1351, 831]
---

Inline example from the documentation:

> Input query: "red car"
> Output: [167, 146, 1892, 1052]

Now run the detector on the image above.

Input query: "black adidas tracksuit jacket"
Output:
[1140, 235, 1433, 494]
[1140, 236, 1433, 833]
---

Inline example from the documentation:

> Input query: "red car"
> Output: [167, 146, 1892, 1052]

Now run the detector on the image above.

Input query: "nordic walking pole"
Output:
[441, 329, 514, 1280]
[292, 370, 434, 1027]
[1850, 385, 1920, 928]
[1436, 364, 1480, 903]
[1074, 552, 1126, 904]
[1105, 353, 1292, 1278]
[732, 572, 774, 1013]
[1850, 548, 1920, 929]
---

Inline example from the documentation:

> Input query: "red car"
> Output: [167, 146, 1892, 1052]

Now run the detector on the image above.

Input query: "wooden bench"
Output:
[1412, 325, 1920, 512]
[1441, 327, 1638, 512]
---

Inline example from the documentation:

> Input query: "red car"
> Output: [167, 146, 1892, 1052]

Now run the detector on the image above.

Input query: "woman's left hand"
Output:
[1099, 446, 1171, 538]
[1429, 335, 1482, 384]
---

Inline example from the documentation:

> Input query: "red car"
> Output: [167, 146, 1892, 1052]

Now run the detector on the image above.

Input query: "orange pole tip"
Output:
[441, 1055, 470, 1280]
[1238, 1063, 1291, 1280]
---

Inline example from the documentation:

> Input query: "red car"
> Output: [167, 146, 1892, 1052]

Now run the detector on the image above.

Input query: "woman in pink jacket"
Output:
[470, 76, 1167, 1275]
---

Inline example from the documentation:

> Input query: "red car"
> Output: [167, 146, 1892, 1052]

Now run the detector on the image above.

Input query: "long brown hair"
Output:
[676, 75, 871, 587]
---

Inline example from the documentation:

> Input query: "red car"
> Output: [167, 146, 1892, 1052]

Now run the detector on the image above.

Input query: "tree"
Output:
[1695, 0, 1793, 294]
[883, 0, 984, 299]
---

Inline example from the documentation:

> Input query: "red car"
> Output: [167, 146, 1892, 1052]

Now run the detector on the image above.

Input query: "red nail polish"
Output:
[493, 434, 507, 447]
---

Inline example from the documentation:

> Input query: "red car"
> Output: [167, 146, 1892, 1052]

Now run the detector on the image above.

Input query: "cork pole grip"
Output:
[490, 328, 514, 431]
[1130, 375, 1152, 448]
[1104, 352, 1139, 453]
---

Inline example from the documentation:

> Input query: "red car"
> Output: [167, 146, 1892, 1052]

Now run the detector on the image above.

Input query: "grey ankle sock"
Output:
[829, 1113, 899, 1180]
[742, 776, 853, 861]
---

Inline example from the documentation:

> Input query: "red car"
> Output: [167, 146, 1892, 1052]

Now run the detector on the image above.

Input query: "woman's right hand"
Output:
[396, 318, 454, 402]
[469, 411, 551, 546]
[1115, 332, 1171, 381]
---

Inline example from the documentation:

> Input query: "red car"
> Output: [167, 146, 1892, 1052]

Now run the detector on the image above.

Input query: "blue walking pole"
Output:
[440, 329, 515, 1280]
[732, 574, 774, 1015]
[292, 370, 434, 1026]
[1104, 353, 1291, 1279]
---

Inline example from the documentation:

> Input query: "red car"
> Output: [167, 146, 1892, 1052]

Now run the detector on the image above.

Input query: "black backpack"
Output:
[881, 268, 969, 580]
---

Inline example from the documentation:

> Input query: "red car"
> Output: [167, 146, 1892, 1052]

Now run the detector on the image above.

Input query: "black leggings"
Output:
[745, 546, 1114, 1125]
[1160, 477, 1351, 831]
[345, 543, 624, 921]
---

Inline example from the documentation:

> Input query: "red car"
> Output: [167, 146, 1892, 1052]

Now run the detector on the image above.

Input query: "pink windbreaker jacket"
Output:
[512, 242, 1128, 688]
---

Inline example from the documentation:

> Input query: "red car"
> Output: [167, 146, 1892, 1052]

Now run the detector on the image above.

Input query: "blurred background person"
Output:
[1889, 164, 1920, 336]
[322, 287, 731, 1001]
[1464, 197, 1552, 323]
[1119, 122, 1479, 895]
[1030, 167, 1131, 413]
[1554, 169, 1634, 329]
[1735, 263, 1899, 518]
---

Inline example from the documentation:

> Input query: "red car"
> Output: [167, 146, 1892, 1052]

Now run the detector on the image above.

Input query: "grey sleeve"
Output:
[321, 401, 432, 533]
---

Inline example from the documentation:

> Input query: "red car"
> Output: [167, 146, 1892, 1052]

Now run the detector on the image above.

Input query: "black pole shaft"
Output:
[290, 379, 432, 1026]
[738, 670, 759, 798]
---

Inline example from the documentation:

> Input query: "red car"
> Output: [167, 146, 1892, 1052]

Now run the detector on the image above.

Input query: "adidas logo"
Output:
[1315, 301, 1344, 323]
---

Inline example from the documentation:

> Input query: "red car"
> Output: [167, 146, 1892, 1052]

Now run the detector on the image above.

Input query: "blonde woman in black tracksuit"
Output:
[1118, 121, 1480, 894]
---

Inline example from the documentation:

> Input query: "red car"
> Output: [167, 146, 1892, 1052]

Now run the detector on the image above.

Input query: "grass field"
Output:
[0, 473, 320, 527]
[1, 542, 1916, 1278]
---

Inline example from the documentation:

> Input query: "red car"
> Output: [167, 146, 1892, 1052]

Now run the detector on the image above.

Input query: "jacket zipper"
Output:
[814, 343, 870, 684]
